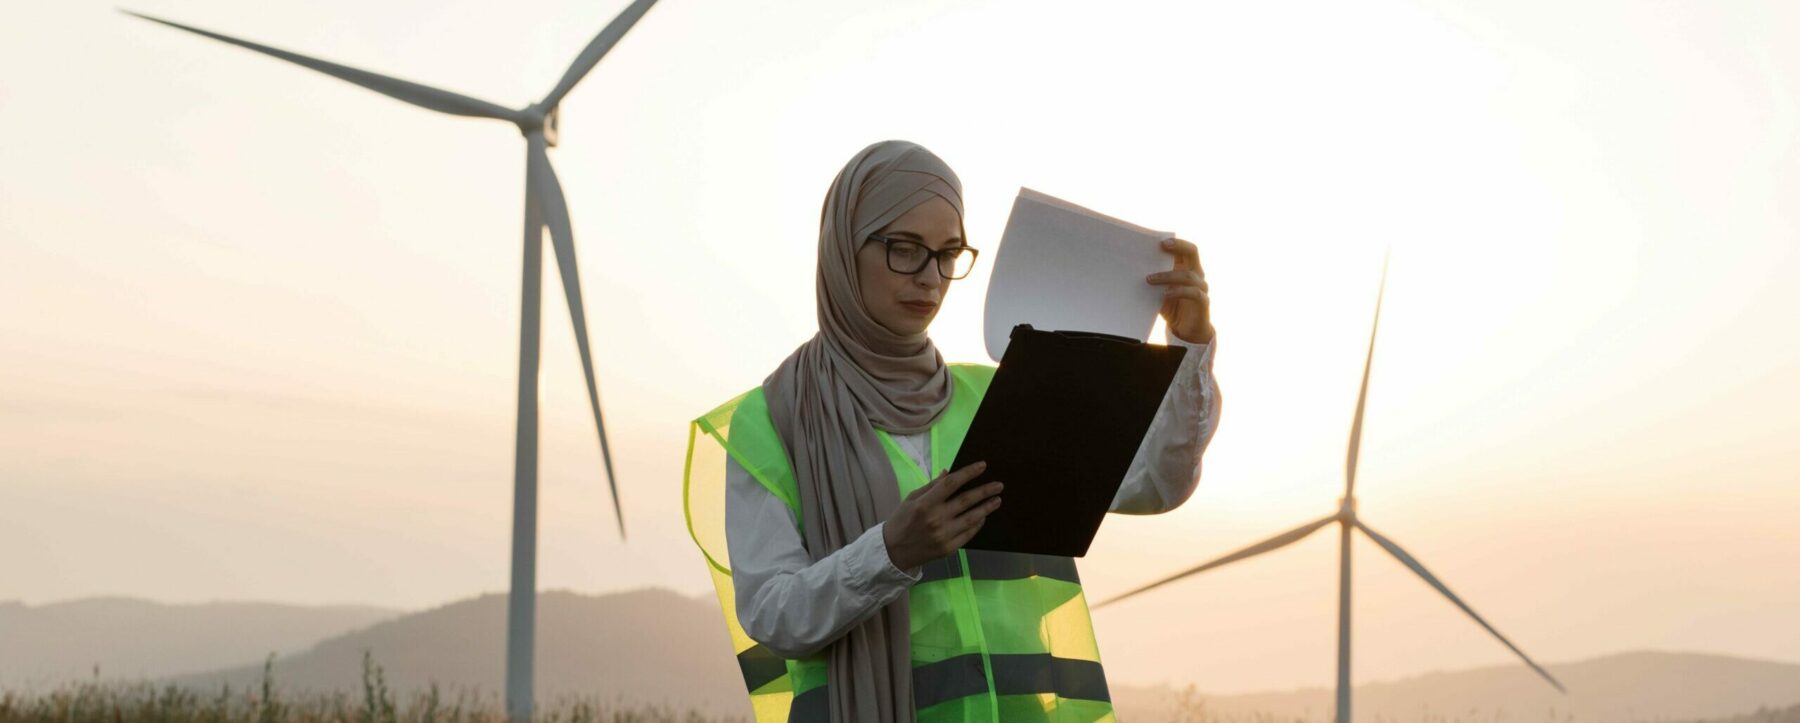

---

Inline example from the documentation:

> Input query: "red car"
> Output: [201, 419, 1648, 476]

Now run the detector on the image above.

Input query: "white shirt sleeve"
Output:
[725, 452, 923, 659]
[1109, 332, 1222, 514]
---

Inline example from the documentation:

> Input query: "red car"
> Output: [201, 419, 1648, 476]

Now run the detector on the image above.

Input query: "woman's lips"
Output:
[900, 301, 937, 314]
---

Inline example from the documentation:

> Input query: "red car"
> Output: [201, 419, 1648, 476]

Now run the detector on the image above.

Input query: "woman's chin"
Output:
[876, 316, 931, 337]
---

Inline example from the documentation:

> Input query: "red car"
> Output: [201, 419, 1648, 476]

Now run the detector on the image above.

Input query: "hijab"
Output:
[761, 140, 965, 722]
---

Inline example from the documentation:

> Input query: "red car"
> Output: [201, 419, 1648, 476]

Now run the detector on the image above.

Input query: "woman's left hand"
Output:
[1146, 237, 1214, 344]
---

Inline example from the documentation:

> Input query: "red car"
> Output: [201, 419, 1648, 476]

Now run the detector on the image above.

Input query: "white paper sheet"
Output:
[983, 188, 1175, 361]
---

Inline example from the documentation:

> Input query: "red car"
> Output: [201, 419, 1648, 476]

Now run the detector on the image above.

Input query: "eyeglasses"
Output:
[865, 234, 981, 280]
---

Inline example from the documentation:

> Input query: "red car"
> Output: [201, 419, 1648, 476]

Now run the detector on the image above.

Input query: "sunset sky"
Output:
[2, 0, 1796, 694]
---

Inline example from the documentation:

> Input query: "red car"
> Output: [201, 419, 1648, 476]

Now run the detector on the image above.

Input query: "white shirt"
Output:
[725, 334, 1221, 659]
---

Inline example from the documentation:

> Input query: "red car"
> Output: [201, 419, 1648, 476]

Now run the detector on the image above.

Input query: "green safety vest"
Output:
[683, 363, 1116, 723]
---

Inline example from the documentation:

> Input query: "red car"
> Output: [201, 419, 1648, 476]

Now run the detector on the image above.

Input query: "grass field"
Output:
[0, 654, 742, 723]
[8, 653, 1798, 723]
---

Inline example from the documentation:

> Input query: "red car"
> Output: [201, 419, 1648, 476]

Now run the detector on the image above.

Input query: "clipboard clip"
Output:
[1010, 324, 1143, 348]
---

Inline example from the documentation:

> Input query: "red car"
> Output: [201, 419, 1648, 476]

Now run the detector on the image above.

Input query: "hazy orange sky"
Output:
[3, 0, 1796, 694]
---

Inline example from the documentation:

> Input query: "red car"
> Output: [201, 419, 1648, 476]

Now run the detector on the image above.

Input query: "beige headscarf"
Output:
[761, 140, 965, 722]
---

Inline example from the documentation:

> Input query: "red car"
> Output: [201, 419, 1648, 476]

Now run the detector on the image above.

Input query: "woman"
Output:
[683, 140, 1221, 723]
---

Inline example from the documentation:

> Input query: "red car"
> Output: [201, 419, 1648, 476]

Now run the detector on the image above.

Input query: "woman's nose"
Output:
[913, 265, 945, 288]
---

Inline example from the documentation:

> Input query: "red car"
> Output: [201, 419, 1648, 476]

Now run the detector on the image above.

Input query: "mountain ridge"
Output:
[11, 589, 1797, 722]
[0, 596, 401, 689]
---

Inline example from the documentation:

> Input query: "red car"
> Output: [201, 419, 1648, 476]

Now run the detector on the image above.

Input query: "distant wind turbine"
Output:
[1097, 252, 1566, 723]
[125, 3, 660, 720]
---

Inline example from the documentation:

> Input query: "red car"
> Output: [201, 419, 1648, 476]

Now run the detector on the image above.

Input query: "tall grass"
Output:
[0, 652, 738, 723]
[10, 662, 1791, 723]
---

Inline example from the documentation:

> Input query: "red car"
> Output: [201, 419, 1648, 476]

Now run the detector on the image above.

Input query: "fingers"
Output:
[1162, 286, 1210, 305]
[953, 490, 1003, 524]
[949, 497, 1000, 547]
[930, 460, 987, 499]
[1161, 237, 1201, 270]
[901, 462, 1002, 559]
[946, 480, 1003, 516]
[1146, 269, 1206, 288]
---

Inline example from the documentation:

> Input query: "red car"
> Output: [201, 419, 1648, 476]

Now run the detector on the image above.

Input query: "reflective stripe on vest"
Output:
[787, 652, 1111, 722]
[685, 363, 1116, 723]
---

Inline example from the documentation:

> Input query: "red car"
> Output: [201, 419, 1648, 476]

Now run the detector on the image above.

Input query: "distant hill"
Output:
[0, 596, 398, 689]
[1112, 650, 1800, 723]
[1680, 702, 1800, 723]
[24, 587, 1787, 722]
[166, 588, 749, 716]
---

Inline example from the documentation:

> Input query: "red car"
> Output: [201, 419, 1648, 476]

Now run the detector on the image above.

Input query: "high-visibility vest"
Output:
[683, 363, 1117, 723]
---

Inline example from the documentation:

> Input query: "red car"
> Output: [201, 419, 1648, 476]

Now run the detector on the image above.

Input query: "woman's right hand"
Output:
[882, 461, 1003, 571]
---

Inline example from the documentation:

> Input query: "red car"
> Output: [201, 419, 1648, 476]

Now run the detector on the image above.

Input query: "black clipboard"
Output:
[950, 324, 1188, 557]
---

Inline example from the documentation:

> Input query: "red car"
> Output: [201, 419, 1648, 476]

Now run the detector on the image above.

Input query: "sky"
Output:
[2, 0, 1797, 695]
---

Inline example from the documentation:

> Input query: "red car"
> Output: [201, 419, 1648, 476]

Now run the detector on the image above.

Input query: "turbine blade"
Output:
[123, 11, 521, 123]
[540, 0, 660, 108]
[1097, 514, 1338, 609]
[1355, 520, 1567, 694]
[1344, 249, 1390, 497]
[527, 138, 625, 539]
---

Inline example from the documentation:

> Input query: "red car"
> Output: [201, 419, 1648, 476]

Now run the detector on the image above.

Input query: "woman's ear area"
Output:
[853, 233, 883, 274]
[852, 233, 890, 311]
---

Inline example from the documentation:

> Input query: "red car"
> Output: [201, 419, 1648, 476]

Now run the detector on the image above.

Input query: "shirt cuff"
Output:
[848, 522, 923, 600]
[1166, 329, 1216, 366]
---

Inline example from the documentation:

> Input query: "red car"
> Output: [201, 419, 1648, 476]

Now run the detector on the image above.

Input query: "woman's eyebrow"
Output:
[885, 230, 963, 247]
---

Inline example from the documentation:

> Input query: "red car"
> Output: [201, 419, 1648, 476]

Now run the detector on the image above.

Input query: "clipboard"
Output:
[950, 324, 1188, 557]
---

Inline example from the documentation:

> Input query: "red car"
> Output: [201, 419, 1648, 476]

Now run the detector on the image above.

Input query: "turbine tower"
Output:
[126, 4, 660, 720]
[1097, 253, 1566, 723]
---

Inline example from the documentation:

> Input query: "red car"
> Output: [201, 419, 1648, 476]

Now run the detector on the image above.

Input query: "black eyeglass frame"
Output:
[864, 233, 981, 280]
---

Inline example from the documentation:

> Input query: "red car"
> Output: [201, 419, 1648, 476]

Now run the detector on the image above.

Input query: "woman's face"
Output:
[855, 195, 963, 337]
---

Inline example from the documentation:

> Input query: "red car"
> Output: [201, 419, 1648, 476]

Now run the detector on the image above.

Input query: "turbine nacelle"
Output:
[518, 104, 561, 147]
[1336, 495, 1358, 523]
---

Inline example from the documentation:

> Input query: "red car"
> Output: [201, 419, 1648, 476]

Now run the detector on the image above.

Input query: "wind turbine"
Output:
[125, 3, 660, 720]
[1097, 253, 1567, 723]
